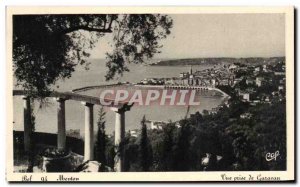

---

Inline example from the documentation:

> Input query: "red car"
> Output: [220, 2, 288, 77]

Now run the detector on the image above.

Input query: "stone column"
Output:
[114, 109, 125, 172]
[22, 96, 32, 152]
[56, 98, 66, 150]
[82, 102, 94, 161]
[110, 104, 133, 172]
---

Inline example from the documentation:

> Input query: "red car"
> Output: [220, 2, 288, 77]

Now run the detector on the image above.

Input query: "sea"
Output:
[13, 59, 224, 136]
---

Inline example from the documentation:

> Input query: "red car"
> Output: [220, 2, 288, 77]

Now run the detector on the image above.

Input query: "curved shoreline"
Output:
[72, 83, 230, 98]
[71, 83, 125, 93]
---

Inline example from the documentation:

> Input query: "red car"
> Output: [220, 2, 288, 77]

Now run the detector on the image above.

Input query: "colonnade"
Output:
[21, 95, 132, 172]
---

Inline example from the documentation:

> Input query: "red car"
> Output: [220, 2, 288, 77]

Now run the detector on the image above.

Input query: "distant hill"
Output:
[151, 57, 285, 66]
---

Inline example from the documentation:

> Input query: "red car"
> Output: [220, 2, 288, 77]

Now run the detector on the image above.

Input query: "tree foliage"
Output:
[139, 115, 152, 171]
[103, 99, 286, 172]
[172, 119, 193, 171]
[13, 14, 173, 97]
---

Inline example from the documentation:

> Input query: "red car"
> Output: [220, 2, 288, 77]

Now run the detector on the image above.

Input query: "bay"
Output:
[13, 59, 224, 135]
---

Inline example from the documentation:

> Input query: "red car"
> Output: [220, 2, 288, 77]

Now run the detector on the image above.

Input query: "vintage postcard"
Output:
[6, 6, 294, 182]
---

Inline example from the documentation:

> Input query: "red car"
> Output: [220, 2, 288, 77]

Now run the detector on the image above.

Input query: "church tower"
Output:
[188, 66, 194, 85]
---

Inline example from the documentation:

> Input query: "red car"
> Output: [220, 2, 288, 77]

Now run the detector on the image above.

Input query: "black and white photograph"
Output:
[6, 6, 294, 182]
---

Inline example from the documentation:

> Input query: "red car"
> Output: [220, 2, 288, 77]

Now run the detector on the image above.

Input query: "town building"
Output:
[239, 92, 250, 102]
[274, 71, 285, 76]
[240, 112, 253, 119]
[129, 130, 138, 137]
[246, 78, 255, 85]
[256, 77, 264, 87]
[278, 85, 284, 91]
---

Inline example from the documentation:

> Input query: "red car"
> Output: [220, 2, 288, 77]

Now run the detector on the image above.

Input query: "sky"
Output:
[90, 13, 285, 59]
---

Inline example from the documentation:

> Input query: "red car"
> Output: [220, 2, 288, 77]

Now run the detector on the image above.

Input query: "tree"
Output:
[158, 123, 176, 171]
[225, 101, 286, 170]
[94, 107, 107, 169]
[139, 115, 152, 171]
[172, 119, 192, 171]
[123, 134, 139, 171]
[13, 14, 173, 97]
[26, 100, 36, 172]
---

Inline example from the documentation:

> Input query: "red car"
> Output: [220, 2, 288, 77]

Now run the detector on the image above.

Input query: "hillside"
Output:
[151, 57, 285, 66]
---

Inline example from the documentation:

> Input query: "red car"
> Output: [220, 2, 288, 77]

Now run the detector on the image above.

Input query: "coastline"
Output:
[72, 83, 230, 98]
